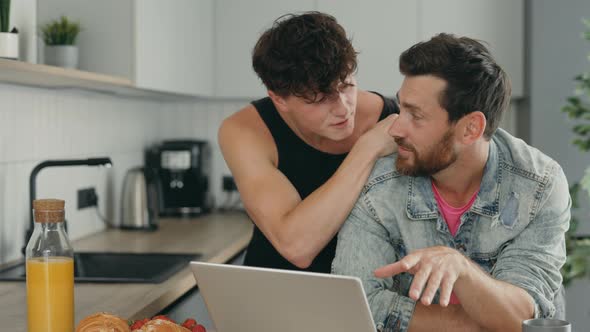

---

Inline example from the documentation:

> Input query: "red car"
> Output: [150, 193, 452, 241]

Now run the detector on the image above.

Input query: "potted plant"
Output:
[40, 16, 81, 69]
[561, 19, 590, 287]
[0, 0, 19, 60]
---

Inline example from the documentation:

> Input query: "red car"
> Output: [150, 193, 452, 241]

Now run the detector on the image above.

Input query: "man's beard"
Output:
[395, 129, 457, 177]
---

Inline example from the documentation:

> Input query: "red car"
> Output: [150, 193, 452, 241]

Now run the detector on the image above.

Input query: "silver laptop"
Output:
[190, 262, 377, 332]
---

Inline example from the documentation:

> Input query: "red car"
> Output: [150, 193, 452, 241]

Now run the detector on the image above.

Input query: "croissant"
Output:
[76, 312, 131, 332]
[132, 319, 191, 332]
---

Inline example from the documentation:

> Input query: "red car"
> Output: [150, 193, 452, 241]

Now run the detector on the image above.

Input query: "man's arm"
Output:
[333, 198, 484, 332]
[452, 261, 534, 332]
[218, 106, 397, 268]
[456, 162, 570, 330]
[472, 162, 570, 327]
[409, 304, 484, 332]
[375, 246, 532, 332]
[372, 246, 488, 331]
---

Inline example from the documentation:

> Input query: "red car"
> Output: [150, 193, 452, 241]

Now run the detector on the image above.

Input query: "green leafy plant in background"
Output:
[40, 16, 81, 46]
[561, 18, 590, 287]
[0, 0, 11, 33]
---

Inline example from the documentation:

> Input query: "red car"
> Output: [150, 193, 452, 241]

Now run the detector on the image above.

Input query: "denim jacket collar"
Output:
[406, 140, 501, 221]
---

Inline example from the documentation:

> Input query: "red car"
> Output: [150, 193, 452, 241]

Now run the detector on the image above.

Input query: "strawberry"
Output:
[129, 318, 149, 330]
[182, 318, 198, 329]
[152, 315, 175, 323]
[192, 324, 207, 332]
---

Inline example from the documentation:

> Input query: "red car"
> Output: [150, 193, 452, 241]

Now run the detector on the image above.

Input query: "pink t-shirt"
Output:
[431, 182, 479, 305]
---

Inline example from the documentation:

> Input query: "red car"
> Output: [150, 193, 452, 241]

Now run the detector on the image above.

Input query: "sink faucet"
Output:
[22, 157, 113, 255]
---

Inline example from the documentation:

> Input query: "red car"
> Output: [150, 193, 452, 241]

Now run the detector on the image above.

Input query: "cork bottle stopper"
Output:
[33, 199, 65, 223]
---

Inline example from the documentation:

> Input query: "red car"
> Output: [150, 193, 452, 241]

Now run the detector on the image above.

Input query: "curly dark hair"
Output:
[399, 33, 511, 140]
[252, 11, 357, 103]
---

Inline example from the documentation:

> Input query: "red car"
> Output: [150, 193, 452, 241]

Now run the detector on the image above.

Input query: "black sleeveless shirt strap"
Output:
[369, 91, 399, 120]
[252, 97, 296, 145]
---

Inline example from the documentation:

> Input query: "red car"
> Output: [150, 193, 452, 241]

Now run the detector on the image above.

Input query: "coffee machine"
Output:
[146, 140, 212, 216]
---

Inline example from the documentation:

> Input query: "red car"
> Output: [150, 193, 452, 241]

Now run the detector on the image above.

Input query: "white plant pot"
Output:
[44, 45, 79, 69]
[0, 32, 19, 59]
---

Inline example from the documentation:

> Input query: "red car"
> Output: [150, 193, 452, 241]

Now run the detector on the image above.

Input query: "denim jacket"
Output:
[332, 129, 570, 332]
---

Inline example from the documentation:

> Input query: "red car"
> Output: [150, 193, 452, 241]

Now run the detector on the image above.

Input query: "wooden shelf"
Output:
[0, 59, 198, 101]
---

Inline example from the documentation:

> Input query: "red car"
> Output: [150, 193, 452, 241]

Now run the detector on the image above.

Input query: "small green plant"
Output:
[561, 19, 590, 287]
[0, 0, 11, 33]
[40, 16, 81, 46]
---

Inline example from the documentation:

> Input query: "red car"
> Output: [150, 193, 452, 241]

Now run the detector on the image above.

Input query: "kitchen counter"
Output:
[0, 211, 253, 332]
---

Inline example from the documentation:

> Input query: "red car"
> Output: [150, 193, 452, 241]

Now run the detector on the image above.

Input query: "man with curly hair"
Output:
[218, 12, 399, 273]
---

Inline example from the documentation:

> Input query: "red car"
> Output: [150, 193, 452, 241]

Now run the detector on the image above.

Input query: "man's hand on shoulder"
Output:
[356, 113, 398, 158]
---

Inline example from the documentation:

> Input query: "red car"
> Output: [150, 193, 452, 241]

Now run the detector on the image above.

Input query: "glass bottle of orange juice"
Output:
[26, 199, 74, 332]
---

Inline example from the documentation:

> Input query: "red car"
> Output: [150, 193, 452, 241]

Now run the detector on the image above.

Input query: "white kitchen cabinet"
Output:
[37, 0, 214, 96]
[419, 0, 525, 97]
[319, 0, 523, 98]
[213, 0, 316, 98]
[135, 0, 213, 96]
[318, 0, 418, 96]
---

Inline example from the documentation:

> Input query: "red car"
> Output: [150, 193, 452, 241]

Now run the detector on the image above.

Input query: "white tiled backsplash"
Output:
[0, 83, 245, 264]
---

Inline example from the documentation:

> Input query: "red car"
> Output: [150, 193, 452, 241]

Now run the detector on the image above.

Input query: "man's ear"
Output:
[460, 112, 486, 143]
[268, 91, 289, 113]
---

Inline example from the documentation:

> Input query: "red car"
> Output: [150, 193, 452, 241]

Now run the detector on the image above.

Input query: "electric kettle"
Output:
[120, 167, 159, 230]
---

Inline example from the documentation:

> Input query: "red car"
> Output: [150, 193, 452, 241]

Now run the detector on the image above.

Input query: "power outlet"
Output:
[222, 176, 237, 192]
[77, 187, 98, 209]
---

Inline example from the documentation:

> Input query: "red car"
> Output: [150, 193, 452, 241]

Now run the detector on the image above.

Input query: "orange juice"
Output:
[26, 256, 74, 332]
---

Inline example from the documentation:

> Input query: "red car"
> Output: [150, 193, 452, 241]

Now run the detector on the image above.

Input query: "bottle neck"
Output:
[34, 221, 65, 231]
[26, 221, 73, 260]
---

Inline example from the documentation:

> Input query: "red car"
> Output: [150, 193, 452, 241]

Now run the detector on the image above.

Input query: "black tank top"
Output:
[244, 92, 398, 273]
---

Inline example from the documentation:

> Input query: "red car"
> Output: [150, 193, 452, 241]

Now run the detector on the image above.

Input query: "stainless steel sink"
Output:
[0, 252, 202, 283]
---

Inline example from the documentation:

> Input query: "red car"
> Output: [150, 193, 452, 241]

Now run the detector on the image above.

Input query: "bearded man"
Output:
[332, 33, 570, 332]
